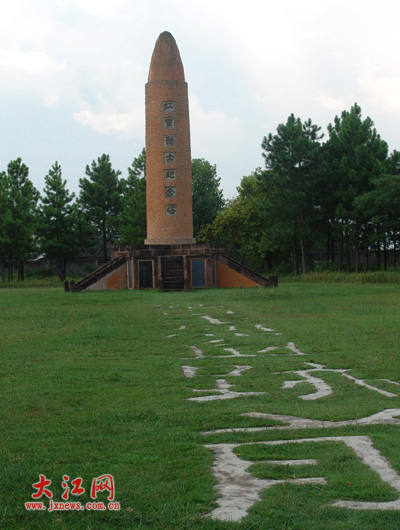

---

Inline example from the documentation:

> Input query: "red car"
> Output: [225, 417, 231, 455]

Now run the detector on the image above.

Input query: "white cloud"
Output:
[358, 58, 400, 116]
[43, 94, 62, 107]
[0, 48, 71, 107]
[59, 0, 129, 17]
[189, 94, 251, 197]
[363, 75, 400, 115]
[73, 110, 143, 135]
[316, 95, 347, 112]
[189, 95, 241, 155]
[0, 49, 59, 73]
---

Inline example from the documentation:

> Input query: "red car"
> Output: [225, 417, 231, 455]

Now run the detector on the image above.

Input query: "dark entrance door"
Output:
[191, 259, 206, 288]
[139, 260, 154, 289]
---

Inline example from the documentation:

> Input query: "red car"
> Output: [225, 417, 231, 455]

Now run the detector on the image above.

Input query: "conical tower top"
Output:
[148, 31, 185, 82]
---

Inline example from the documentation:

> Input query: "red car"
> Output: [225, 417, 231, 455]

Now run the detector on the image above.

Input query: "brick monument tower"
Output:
[72, 32, 275, 291]
[145, 31, 195, 244]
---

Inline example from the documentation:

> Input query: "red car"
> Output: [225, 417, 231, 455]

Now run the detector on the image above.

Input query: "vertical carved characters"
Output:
[145, 32, 195, 244]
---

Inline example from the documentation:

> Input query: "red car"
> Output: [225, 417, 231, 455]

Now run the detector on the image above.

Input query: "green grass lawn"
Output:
[1, 284, 400, 529]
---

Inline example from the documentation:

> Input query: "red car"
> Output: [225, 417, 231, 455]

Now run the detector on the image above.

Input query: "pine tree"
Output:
[79, 154, 122, 262]
[261, 114, 323, 273]
[38, 162, 79, 280]
[119, 149, 147, 244]
[192, 159, 224, 237]
[0, 159, 39, 280]
[326, 103, 388, 271]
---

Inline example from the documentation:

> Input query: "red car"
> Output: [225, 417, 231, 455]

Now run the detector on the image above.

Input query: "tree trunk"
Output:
[364, 225, 369, 271]
[102, 223, 108, 263]
[383, 238, 388, 271]
[340, 223, 344, 271]
[393, 232, 397, 271]
[376, 238, 381, 271]
[345, 230, 350, 272]
[300, 236, 306, 274]
[326, 227, 330, 261]
[1, 267, 4, 283]
[58, 260, 66, 281]
[265, 252, 272, 273]
[20, 262, 24, 281]
[293, 234, 298, 275]
[355, 228, 359, 273]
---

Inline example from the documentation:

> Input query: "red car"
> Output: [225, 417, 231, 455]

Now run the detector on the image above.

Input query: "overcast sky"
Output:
[1, 0, 400, 199]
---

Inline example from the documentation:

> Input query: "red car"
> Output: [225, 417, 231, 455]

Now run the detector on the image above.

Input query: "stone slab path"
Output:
[164, 303, 400, 522]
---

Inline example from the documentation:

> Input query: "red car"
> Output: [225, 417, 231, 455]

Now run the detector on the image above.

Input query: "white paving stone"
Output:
[182, 365, 199, 378]
[188, 379, 265, 402]
[379, 379, 400, 386]
[184, 345, 204, 358]
[255, 324, 274, 332]
[224, 365, 253, 377]
[276, 363, 398, 400]
[204, 441, 326, 521]
[222, 348, 256, 358]
[258, 342, 308, 355]
[342, 373, 397, 397]
[201, 409, 400, 434]
[202, 316, 228, 325]
[205, 435, 400, 521]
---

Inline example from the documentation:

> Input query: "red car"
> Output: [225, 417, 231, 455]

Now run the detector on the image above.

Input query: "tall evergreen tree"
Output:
[0, 171, 11, 281]
[386, 150, 400, 175]
[326, 103, 388, 271]
[37, 162, 79, 280]
[261, 114, 323, 273]
[0, 159, 39, 280]
[129, 147, 146, 179]
[119, 149, 147, 245]
[79, 154, 122, 262]
[192, 159, 224, 237]
[355, 174, 400, 270]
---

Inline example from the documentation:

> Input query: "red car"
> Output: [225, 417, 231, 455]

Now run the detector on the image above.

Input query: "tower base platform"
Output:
[71, 243, 277, 292]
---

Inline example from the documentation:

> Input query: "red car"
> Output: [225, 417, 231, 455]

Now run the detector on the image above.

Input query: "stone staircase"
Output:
[161, 256, 184, 291]
[217, 254, 278, 288]
[72, 257, 126, 292]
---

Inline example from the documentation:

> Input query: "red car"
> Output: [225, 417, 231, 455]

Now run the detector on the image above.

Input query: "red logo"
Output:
[91, 474, 115, 501]
[32, 475, 53, 499]
[61, 476, 85, 500]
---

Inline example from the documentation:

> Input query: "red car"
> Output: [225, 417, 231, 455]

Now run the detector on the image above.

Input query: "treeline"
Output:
[0, 151, 223, 281]
[2, 103, 399, 281]
[0, 151, 146, 281]
[199, 103, 400, 274]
